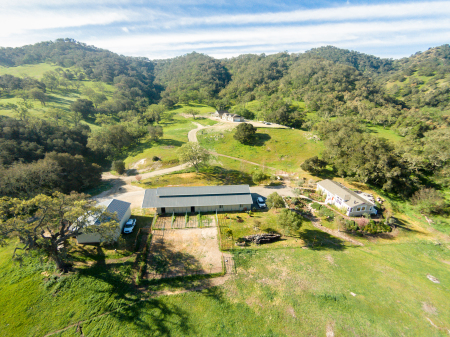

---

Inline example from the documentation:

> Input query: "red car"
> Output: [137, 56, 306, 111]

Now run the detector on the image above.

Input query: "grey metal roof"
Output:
[157, 185, 251, 197]
[142, 185, 253, 208]
[317, 179, 375, 207]
[95, 199, 131, 224]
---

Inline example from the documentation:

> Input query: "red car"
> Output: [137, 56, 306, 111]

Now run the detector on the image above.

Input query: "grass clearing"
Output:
[4, 238, 449, 336]
[136, 163, 254, 189]
[366, 125, 404, 143]
[0, 63, 116, 130]
[217, 209, 348, 251]
[198, 127, 325, 172]
[0, 63, 60, 79]
[122, 114, 210, 171]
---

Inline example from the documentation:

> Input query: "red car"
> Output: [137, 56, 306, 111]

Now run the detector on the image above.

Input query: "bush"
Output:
[266, 192, 285, 209]
[277, 209, 303, 236]
[112, 160, 125, 174]
[318, 207, 334, 219]
[152, 156, 160, 161]
[311, 202, 322, 210]
[252, 171, 267, 185]
[344, 220, 358, 231]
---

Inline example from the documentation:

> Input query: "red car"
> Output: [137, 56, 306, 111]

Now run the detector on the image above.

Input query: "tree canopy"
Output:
[0, 192, 119, 271]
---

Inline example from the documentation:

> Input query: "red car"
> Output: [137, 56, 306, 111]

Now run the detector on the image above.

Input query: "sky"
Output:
[0, 0, 449, 60]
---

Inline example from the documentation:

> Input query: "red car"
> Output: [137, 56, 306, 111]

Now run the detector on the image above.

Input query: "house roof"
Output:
[142, 185, 253, 208]
[317, 179, 375, 207]
[215, 110, 228, 115]
[77, 199, 131, 228]
[93, 199, 131, 224]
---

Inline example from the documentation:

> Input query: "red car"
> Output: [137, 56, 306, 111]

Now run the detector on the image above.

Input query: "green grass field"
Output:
[366, 125, 404, 143]
[198, 127, 324, 172]
[122, 114, 217, 172]
[0, 64, 116, 130]
[0, 63, 60, 79]
[2, 227, 450, 336]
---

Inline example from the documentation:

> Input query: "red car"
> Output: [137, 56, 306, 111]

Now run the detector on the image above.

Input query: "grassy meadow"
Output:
[122, 113, 217, 172]
[198, 127, 325, 172]
[2, 224, 450, 336]
[0, 63, 116, 130]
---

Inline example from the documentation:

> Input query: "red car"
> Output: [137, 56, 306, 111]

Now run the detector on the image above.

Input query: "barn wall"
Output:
[159, 204, 253, 214]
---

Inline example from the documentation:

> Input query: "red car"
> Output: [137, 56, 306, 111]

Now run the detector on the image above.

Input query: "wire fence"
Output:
[216, 212, 234, 251]
[153, 214, 216, 229]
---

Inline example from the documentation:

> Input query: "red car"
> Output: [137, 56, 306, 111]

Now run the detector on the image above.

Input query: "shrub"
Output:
[277, 209, 303, 236]
[319, 207, 334, 219]
[311, 202, 322, 210]
[112, 160, 125, 174]
[225, 228, 233, 238]
[152, 156, 160, 162]
[252, 171, 267, 185]
[266, 192, 285, 209]
[344, 220, 358, 231]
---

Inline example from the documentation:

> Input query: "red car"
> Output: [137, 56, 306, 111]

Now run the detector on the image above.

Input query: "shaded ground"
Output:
[148, 227, 223, 279]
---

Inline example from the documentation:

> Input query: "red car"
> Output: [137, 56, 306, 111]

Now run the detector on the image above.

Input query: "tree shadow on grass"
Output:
[298, 229, 346, 251]
[251, 133, 271, 147]
[117, 138, 185, 161]
[198, 166, 254, 186]
[66, 244, 223, 336]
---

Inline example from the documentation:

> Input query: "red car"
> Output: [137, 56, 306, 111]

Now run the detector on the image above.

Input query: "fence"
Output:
[152, 214, 216, 229]
[216, 211, 234, 251]
[146, 254, 234, 279]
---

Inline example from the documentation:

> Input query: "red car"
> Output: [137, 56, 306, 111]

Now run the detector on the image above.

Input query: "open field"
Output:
[0, 63, 60, 79]
[198, 127, 325, 172]
[136, 163, 254, 189]
[148, 227, 223, 278]
[3, 236, 449, 336]
[123, 114, 217, 173]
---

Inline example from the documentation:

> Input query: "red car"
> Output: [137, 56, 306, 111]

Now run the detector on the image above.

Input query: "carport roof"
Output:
[142, 185, 253, 208]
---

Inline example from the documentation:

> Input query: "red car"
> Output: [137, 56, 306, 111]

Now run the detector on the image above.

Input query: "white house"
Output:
[142, 185, 253, 214]
[316, 179, 377, 217]
[76, 199, 131, 244]
[222, 113, 244, 122]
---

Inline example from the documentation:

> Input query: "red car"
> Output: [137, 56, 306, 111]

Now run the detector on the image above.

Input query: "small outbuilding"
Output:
[142, 185, 253, 214]
[316, 179, 377, 217]
[76, 199, 131, 244]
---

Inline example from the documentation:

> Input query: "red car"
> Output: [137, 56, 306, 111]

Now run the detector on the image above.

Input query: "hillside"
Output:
[0, 39, 450, 337]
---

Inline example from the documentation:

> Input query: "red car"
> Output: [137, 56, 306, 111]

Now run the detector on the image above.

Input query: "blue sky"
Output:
[0, 0, 449, 60]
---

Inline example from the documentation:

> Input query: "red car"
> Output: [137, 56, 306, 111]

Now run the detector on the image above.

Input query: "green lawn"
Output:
[198, 127, 324, 172]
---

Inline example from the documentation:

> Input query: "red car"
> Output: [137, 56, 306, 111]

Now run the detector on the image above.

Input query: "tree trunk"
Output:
[51, 249, 67, 272]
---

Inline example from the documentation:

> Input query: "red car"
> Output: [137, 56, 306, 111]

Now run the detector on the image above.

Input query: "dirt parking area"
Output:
[148, 226, 223, 278]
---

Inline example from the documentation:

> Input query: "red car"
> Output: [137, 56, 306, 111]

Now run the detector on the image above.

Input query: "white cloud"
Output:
[169, 1, 450, 27]
[122, 27, 130, 33]
[87, 17, 450, 59]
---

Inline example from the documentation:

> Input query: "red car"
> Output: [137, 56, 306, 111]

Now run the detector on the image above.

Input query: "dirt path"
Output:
[304, 213, 364, 246]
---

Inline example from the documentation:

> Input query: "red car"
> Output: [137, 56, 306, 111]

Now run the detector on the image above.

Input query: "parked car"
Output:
[123, 218, 136, 234]
[257, 197, 266, 208]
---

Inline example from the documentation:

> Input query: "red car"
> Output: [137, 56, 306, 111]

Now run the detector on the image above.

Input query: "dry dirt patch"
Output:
[148, 227, 223, 278]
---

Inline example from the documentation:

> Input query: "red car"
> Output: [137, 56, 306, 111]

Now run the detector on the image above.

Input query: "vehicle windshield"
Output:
[124, 224, 133, 228]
